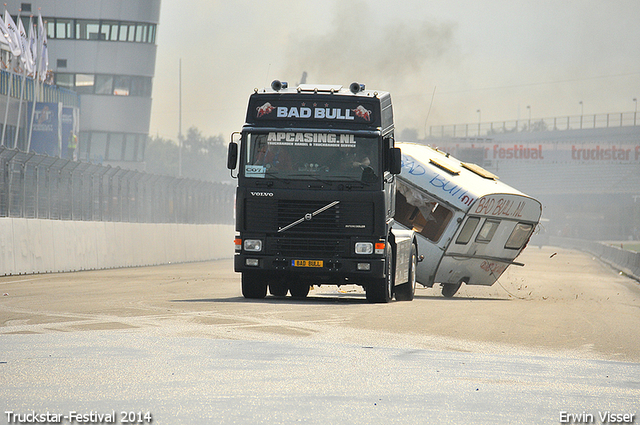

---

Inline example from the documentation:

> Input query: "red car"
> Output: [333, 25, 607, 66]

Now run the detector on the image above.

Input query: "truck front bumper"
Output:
[234, 254, 386, 283]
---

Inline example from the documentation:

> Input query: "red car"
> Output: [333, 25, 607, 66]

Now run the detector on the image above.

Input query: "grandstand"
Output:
[421, 118, 640, 241]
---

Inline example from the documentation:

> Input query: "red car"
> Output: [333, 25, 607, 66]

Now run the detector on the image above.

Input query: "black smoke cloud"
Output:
[282, 1, 458, 135]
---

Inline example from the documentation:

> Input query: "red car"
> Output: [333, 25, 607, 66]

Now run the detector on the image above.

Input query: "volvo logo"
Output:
[250, 192, 274, 197]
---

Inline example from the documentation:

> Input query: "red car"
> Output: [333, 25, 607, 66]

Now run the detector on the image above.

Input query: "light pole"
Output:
[178, 58, 183, 177]
[634, 98, 637, 126]
[579, 101, 583, 129]
[527, 105, 531, 131]
[476, 109, 481, 136]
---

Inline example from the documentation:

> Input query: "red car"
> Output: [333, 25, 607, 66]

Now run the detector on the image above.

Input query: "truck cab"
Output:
[227, 81, 416, 302]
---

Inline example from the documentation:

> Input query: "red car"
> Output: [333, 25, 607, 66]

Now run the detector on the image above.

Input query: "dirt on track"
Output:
[1, 246, 639, 362]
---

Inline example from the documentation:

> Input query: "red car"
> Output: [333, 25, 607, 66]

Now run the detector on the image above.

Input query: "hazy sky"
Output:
[149, 0, 640, 140]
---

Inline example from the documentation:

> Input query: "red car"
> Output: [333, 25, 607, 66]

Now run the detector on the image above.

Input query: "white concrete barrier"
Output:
[548, 236, 640, 282]
[0, 218, 235, 276]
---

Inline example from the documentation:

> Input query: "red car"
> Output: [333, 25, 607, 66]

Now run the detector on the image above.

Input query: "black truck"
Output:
[227, 81, 417, 302]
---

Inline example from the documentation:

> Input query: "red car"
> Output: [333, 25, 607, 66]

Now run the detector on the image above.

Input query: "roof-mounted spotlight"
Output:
[349, 82, 365, 94]
[271, 80, 288, 91]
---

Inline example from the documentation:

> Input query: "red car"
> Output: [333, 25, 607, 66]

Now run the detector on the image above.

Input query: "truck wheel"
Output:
[289, 283, 310, 299]
[366, 245, 393, 303]
[269, 279, 288, 297]
[242, 272, 267, 299]
[394, 243, 417, 301]
[442, 281, 462, 298]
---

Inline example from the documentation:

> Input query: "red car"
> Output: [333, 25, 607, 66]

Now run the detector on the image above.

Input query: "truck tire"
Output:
[289, 283, 310, 299]
[366, 245, 393, 303]
[242, 271, 267, 299]
[394, 243, 417, 301]
[269, 278, 288, 297]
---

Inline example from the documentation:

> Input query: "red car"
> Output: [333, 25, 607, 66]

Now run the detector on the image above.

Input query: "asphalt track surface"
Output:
[1, 246, 639, 424]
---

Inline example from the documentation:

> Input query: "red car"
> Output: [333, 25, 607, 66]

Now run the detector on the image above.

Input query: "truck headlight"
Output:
[355, 242, 373, 255]
[244, 239, 263, 252]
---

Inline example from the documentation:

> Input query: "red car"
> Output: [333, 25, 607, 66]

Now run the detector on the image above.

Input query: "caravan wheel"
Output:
[441, 282, 462, 298]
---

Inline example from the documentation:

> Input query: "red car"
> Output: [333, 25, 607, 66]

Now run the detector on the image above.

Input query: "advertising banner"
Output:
[28, 102, 62, 157]
[435, 141, 640, 164]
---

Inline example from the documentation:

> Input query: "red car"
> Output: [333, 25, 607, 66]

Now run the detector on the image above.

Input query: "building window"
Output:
[123, 23, 136, 42]
[124, 134, 137, 161]
[75, 74, 95, 94]
[113, 76, 131, 96]
[76, 20, 101, 40]
[46, 20, 55, 39]
[94, 75, 113, 95]
[107, 133, 124, 160]
[85, 131, 144, 163]
[130, 76, 152, 97]
[56, 59, 67, 68]
[54, 72, 152, 97]
[89, 132, 108, 162]
[55, 19, 74, 39]
[148, 25, 156, 45]
[103, 21, 120, 41]
[78, 131, 90, 160]
[54, 73, 74, 90]
[21, 3, 31, 13]
[44, 18, 156, 44]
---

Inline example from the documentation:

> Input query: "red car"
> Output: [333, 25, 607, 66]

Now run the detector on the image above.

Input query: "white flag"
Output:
[29, 16, 37, 68]
[38, 14, 48, 81]
[3, 11, 21, 57]
[17, 16, 34, 74]
[0, 17, 12, 48]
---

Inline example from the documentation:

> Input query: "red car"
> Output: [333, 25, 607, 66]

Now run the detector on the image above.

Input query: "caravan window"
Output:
[395, 181, 453, 242]
[476, 220, 500, 243]
[505, 223, 534, 249]
[455, 217, 481, 244]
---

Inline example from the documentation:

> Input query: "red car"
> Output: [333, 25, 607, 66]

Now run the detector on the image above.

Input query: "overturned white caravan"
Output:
[395, 142, 542, 297]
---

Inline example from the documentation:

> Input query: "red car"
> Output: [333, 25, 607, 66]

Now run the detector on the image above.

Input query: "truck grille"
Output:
[245, 198, 373, 236]
[268, 236, 347, 257]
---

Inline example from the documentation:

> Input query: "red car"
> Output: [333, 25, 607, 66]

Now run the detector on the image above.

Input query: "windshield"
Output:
[243, 131, 380, 183]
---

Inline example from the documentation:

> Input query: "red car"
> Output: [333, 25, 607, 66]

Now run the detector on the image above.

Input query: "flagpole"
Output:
[178, 57, 182, 177]
[27, 15, 40, 153]
[13, 60, 25, 149]
[12, 10, 28, 149]
[1, 57, 13, 147]
[0, 4, 20, 148]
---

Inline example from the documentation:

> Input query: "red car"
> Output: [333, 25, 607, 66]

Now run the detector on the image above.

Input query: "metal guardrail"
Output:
[548, 236, 640, 282]
[0, 146, 234, 224]
[0, 68, 80, 107]
[430, 111, 639, 138]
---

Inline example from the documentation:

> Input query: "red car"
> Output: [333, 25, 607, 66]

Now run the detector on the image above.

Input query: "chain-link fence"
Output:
[0, 146, 234, 224]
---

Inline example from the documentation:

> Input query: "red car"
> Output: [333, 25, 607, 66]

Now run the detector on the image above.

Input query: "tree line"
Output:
[145, 127, 232, 183]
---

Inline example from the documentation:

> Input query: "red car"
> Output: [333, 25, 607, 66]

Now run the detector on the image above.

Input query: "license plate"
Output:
[292, 259, 323, 268]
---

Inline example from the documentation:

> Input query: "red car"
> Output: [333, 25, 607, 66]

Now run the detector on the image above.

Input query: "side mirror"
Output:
[227, 142, 238, 170]
[389, 147, 402, 175]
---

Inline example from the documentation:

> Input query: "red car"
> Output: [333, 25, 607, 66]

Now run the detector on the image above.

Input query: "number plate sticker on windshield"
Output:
[292, 259, 323, 268]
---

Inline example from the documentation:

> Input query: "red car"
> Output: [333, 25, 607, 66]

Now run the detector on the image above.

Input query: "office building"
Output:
[4, 0, 161, 168]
